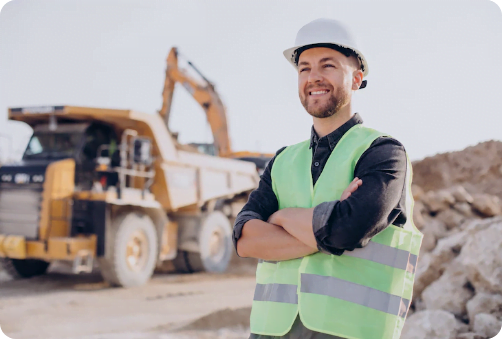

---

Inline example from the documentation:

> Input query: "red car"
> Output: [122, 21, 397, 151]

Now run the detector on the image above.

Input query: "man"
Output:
[233, 18, 423, 339]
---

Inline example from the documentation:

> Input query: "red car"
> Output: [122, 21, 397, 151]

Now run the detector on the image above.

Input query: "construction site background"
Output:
[1, 140, 502, 339]
[0, 2, 501, 338]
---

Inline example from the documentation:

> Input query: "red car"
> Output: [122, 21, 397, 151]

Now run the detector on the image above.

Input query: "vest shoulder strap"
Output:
[274, 139, 310, 163]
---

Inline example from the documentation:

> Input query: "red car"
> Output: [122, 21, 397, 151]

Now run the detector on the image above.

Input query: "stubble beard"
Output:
[301, 86, 350, 119]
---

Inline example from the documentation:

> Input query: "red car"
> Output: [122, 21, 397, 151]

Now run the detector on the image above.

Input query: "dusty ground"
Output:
[0, 258, 257, 339]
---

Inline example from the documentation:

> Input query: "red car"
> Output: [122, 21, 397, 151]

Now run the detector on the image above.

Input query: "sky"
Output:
[0, 0, 501, 162]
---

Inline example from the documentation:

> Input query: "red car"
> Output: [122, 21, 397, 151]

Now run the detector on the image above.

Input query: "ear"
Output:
[352, 69, 364, 90]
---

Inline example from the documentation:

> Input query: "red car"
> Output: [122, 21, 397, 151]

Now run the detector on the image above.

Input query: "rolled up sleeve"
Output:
[232, 147, 286, 254]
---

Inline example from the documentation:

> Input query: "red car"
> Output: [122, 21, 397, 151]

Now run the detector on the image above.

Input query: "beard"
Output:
[300, 85, 350, 119]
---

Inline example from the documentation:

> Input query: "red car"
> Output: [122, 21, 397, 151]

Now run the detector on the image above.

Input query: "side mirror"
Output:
[133, 138, 153, 166]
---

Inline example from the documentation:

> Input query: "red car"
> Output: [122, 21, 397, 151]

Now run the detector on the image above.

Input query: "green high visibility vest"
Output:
[250, 124, 423, 339]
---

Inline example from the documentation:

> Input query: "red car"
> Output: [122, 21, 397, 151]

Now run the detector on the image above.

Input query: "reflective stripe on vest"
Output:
[343, 241, 418, 275]
[250, 124, 423, 338]
[300, 273, 410, 318]
[254, 283, 298, 304]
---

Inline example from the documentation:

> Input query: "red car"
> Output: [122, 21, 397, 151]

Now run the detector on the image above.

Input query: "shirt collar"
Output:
[309, 113, 364, 150]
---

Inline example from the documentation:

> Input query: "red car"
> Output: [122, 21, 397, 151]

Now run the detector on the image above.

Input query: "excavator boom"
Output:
[159, 47, 232, 157]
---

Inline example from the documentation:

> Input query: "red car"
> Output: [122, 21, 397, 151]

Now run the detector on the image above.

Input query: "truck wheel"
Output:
[171, 250, 196, 273]
[174, 211, 232, 273]
[98, 212, 158, 287]
[0, 258, 50, 279]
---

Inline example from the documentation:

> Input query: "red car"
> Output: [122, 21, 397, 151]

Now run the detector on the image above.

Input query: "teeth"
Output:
[311, 90, 328, 95]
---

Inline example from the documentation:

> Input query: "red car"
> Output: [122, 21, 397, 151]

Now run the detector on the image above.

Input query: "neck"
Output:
[312, 103, 353, 138]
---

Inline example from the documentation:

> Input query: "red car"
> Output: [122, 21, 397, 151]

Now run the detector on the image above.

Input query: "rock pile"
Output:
[412, 140, 502, 199]
[402, 184, 502, 339]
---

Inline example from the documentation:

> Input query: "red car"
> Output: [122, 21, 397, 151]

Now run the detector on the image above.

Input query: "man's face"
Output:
[297, 47, 360, 118]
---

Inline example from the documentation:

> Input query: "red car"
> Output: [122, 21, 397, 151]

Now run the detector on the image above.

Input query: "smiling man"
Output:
[233, 19, 423, 339]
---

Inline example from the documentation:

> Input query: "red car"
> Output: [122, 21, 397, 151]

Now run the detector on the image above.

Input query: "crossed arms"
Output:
[233, 137, 408, 261]
[236, 178, 363, 261]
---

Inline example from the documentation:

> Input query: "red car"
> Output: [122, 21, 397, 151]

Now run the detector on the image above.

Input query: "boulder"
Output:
[436, 209, 466, 230]
[449, 185, 474, 204]
[419, 219, 448, 255]
[421, 218, 448, 250]
[460, 216, 502, 232]
[420, 227, 437, 253]
[454, 202, 475, 218]
[423, 190, 455, 213]
[459, 219, 502, 294]
[413, 184, 425, 201]
[414, 254, 436, 297]
[471, 313, 501, 338]
[456, 321, 470, 335]
[422, 261, 474, 317]
[466, 293, 502, 325]
[428, 219, 449, 239]
[437, 190, 457, 207]
[413, 297, 427, 313]
[413, 201, 427, 230]
[435, 229, 468, 251]
[401, 310, 458, 339]
[414, 228, 471, 298]
[455, 333, 484, 339]
[472, 194, 502, 217]
[430, 230, 467, 269]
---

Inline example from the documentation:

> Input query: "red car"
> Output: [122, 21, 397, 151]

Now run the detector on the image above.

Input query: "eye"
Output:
[299, 67, 310, 73]
[323, 64, 335, 68]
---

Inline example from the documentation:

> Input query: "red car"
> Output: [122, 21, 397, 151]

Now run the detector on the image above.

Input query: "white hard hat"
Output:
[283, 18, 369, 88]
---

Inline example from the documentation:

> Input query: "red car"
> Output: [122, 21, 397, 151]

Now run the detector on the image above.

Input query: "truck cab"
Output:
[19, 122, 118, 189]
[0, 121, 118, 238]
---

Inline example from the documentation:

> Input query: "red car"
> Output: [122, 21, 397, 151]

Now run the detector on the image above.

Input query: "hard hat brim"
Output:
[283, 43, 369, 77]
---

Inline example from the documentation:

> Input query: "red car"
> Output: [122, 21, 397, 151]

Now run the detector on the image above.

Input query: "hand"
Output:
[340, 177, 362, 201]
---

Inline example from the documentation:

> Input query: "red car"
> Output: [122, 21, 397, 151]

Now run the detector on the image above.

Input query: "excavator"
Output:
[158, 47, 273, 173]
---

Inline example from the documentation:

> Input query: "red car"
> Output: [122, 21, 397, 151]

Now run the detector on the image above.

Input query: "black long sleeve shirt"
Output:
[232, 113, 408, 256]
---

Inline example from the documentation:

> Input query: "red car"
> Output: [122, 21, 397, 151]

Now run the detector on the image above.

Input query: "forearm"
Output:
[237, 219, 317, 261]
[273, 207, 318, 249]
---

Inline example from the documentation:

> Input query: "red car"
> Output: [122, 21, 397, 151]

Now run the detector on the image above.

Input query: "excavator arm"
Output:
[159, 47, 232, 157]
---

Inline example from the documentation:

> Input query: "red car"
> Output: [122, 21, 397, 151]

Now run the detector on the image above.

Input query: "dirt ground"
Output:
[0, 257, 258, 339]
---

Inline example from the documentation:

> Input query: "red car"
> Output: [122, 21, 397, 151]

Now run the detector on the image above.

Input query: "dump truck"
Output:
[0, 79, 260, 286]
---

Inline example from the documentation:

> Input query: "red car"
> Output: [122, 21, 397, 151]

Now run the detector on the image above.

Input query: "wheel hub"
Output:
[208, 228, 225, 261]
[126, 230, 149, 272]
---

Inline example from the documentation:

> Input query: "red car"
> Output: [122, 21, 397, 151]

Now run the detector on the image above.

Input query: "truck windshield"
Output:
[23, 132, 82, 159]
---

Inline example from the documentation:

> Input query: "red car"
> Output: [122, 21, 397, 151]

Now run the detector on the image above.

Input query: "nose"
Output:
[308, 66, 323, 83]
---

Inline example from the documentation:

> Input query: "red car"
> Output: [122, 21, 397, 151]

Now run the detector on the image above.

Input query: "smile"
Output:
[309, 89, 330, 96]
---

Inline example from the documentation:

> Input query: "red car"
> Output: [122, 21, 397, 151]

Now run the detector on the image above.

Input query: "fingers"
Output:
[340, 177, 363, 201]
[343, 178, 362, 195]
[347, 177, 363, 193]
[340, 190, 351, 201]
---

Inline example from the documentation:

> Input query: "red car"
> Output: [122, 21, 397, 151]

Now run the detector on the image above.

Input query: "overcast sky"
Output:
[0, 0, 501, 161]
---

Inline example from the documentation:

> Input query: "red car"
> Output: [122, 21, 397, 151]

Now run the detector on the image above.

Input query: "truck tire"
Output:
[0, 258, 49, 279]
[173, 211, 232, 273]
[171, 250, 197, 273]
[98, 212, 158, 287]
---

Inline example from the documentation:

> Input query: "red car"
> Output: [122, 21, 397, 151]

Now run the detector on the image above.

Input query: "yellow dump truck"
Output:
[0, 105, 259, 287]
